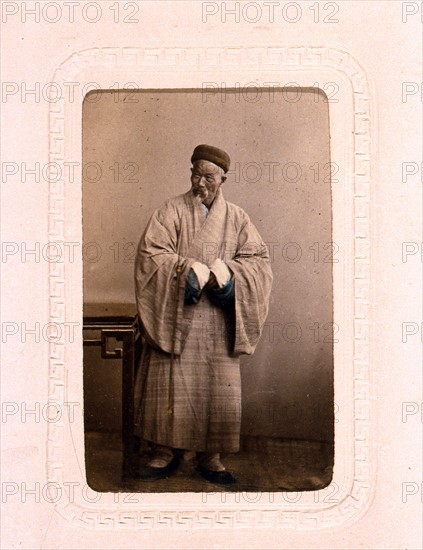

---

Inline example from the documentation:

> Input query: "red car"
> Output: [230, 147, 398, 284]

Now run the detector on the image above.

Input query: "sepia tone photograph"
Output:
[82, 87, 334, 493]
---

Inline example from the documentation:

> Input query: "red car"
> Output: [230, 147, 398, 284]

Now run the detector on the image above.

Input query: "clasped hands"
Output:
[191, 259, 231, 291]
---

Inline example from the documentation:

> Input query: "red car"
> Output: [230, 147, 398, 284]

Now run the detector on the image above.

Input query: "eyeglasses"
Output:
[191, 172, 219, 183]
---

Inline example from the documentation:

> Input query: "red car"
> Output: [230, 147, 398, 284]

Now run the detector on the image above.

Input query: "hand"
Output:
[209, 258, 232, 288]
[205, 272, 219, 290]
[191, 262, 210, 290]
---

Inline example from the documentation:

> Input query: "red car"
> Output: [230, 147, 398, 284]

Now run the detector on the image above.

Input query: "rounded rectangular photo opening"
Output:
[82, 87, 334, 494]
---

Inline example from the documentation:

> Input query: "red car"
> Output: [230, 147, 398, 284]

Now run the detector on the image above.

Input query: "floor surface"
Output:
[85, 432, 334, 494]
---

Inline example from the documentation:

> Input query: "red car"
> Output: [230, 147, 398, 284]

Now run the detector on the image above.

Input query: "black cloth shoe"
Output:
[196, 464, 236, 486]
[135, 455, 180, 481]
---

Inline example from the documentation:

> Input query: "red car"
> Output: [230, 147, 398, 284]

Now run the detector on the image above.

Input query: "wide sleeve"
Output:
[134, 206, 196, 354]
[225, 215, 273, 356]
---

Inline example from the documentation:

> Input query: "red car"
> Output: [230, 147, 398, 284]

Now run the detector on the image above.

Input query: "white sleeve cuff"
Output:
[191, 262, 211, 290]
[210, 258, 232, 288]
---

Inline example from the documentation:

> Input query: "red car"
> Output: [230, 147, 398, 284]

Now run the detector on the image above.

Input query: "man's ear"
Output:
[221, 175, 227, 184]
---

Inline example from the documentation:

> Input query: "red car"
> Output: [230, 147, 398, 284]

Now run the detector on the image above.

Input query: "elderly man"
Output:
[133, 144, 273, 485]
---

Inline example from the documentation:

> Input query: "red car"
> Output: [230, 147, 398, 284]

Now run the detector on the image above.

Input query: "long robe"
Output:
[133, 187, 273, 452]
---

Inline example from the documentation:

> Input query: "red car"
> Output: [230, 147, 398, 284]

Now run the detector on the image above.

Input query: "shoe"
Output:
[135, 455, 180, 481]
[196, 464, 236, 486]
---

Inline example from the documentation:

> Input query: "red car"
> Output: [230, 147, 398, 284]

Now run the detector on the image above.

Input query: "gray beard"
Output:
[192, 191, 208, 205]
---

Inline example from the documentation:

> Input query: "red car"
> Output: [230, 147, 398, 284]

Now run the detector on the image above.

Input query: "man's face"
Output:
[190, 160, 226, 208]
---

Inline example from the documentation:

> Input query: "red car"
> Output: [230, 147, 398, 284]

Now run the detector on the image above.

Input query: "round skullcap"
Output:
[191, 144, 231, 173]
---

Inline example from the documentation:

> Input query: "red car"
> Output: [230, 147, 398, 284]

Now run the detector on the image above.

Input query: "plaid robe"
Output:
[134, 187, 273, 452]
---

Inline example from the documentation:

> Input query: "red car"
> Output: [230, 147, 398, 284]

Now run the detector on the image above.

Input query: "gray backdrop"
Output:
[82, 88, 334, 443]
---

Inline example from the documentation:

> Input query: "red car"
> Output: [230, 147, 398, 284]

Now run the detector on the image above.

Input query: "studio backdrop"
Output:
[82, 88, 334, 444]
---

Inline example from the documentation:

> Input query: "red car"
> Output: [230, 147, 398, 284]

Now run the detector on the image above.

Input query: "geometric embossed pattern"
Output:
[49, 46, 371, 530]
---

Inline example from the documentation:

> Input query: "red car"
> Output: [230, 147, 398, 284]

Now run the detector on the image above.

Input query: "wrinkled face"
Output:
[190, 160, 226, 208]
